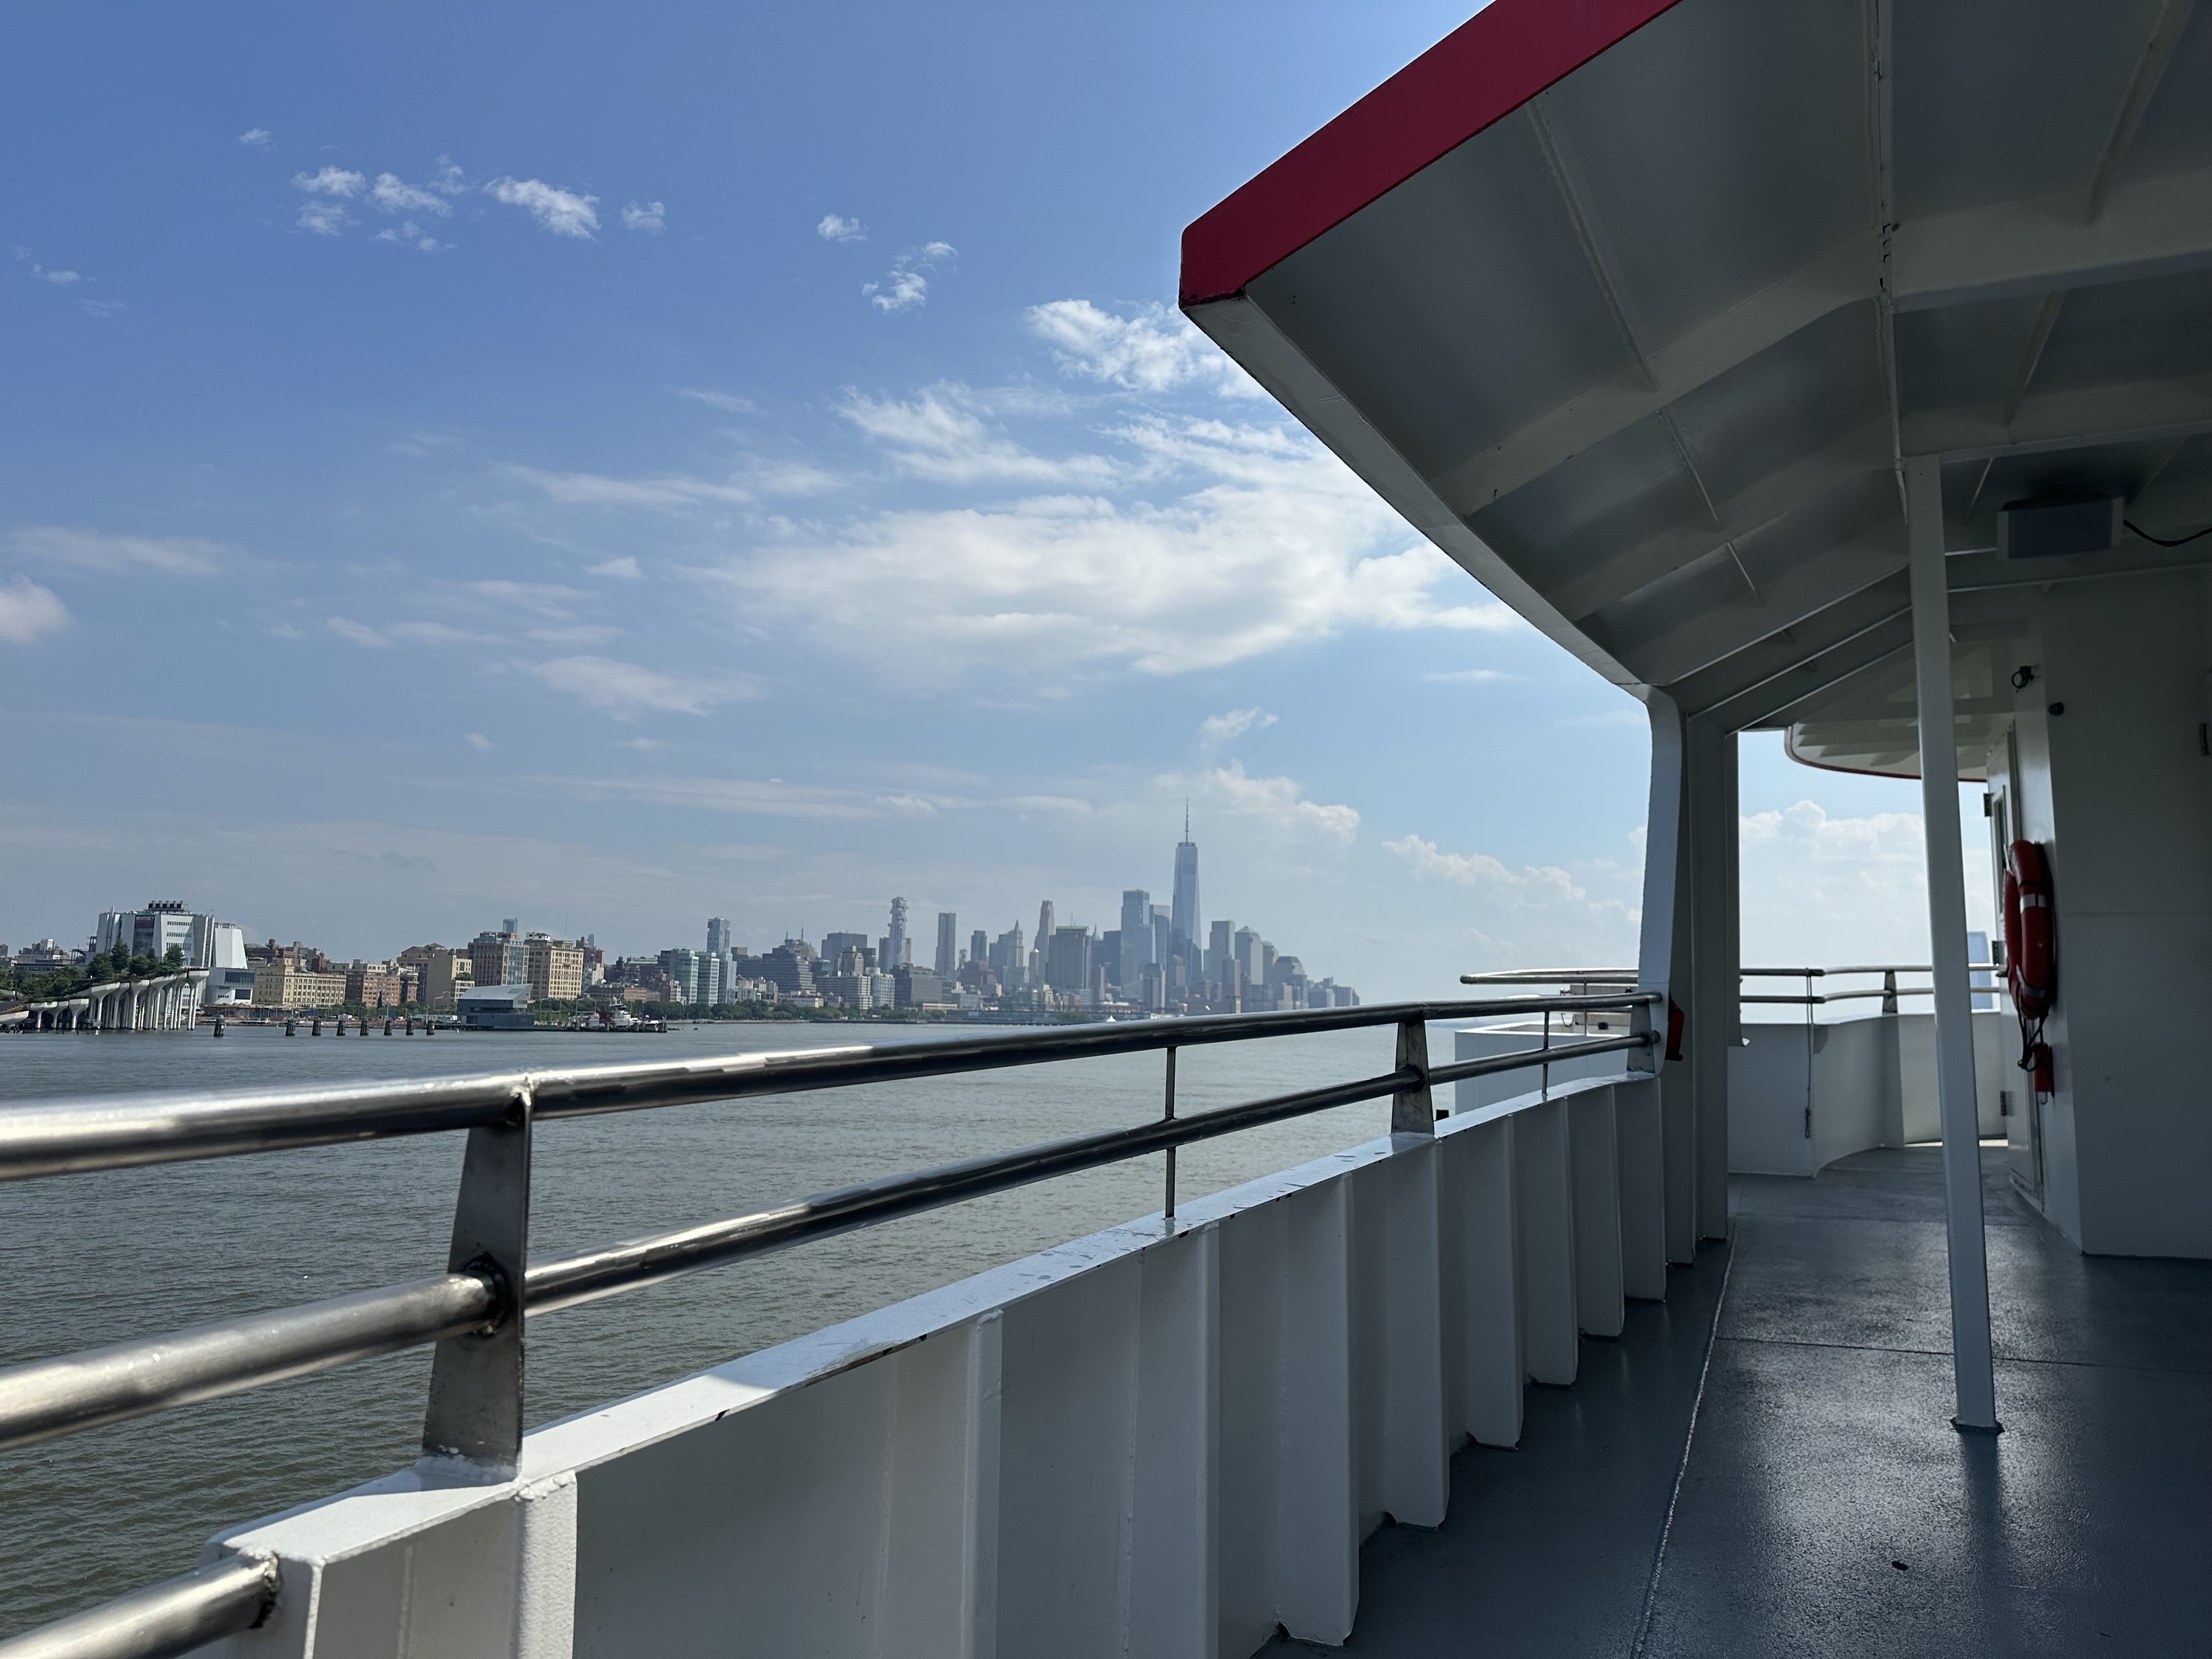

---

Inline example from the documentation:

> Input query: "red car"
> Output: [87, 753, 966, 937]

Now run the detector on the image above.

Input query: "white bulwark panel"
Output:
[204, 1070, 1668, 1658]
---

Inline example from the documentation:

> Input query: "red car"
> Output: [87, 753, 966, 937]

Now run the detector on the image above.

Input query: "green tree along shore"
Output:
[0, 942, 185, 1003]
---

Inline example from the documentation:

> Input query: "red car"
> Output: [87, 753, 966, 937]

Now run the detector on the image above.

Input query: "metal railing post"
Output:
[1882, 969, 1898, 1015]
[1630, 996, 1658, 1074]
[1391, 1018, 1434, 1134]
[420, 1082, 533, 1475]
[1540, 1008, 1553, 1100]
[1163, 1046, 1178, 1223]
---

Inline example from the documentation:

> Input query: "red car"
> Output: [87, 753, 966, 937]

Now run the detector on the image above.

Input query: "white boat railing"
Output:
[0, 992, 1659, 1658]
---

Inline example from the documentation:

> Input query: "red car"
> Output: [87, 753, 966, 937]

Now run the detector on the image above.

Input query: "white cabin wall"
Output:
[2017, 568, 2212, 1258]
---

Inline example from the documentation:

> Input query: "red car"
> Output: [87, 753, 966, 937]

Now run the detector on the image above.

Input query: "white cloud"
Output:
[465, 732, 493, 751]
[327, 616, 387, 647]
[0, 577, 69, 644]
[372, 220, 442, 253]
[527, 655, 758, 718]
[80, 299, 124, 319]
[539, 771, 936, 819]
[841, 389, 1116, 486]
[485, 177, 599, 239]
[1383, 832, 1641, 968]
[294, 167, 365, 197]
[30, 265, 80, 285]
[1200, 707, 1277, 745]
[237, 128, 272, 147]
[13, 526, 223, 574]
[864, 240, 956, 313]
[715, 419, 1513, 681]
[507, 465, 759, 509]
[1164, 760, 1357, 842]
[669, 386, 757, 414]
[621, 201, 665, 233]
[1383, 833, 1587, 907]
[371, 173, 453, 216]
[296, 201, 352, 236]
[1736, 799, 1976, 971]
[1027, 299, 1259, 398]
[817, 214, 866, 243]
[1423, 668, 1511, 684]
[327, 616, 487, 649]
[588, 555, 642, 579]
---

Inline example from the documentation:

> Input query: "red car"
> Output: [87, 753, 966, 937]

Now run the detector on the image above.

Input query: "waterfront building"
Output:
[10, 939, 76, 974]
[467, 931, 526, 997]
[456, 984, 533, 1030]
[989, 924, 1025, 987]
[1118, 890, 1152, 992]
[1206, 919, 1232, 987]
[403, 947, 468, 1010]
[892, 964, 950, 1009]
[1232, 927, 1260, 990]
[658, 947, 722, 1008]
[933, 912, 958, 978]
[95, 902, 241, 972]
[524, 934, 585, 1003]
[250, 962, 346, 1009]
[821, 931, 872, 967]
[759, 940, 815, 998]
[705, 917, 730, 955]
[343, 962, 408, 1008]
[1043, 925, 1091, 994]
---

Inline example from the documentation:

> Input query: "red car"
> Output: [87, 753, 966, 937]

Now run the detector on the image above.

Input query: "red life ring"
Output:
[2004, 840, 2056, 1019]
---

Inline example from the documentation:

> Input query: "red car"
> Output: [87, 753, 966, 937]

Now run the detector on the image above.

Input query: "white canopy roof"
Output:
[1182, 0, 2212, 776]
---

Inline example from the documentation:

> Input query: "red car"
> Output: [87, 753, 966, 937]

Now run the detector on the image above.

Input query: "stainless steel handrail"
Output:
[0, 1557, 278, 1659]
[0, 994, 1656, 1658]
[0, 995, 1643, 1181]
[1461, 965, 1999, 985]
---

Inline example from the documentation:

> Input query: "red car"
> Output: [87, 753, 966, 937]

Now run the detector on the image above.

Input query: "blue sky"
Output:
[0, 1, 1979, 995]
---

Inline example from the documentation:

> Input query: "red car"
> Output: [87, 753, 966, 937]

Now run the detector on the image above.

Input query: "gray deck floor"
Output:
[1270, 1147, 2212, 1657]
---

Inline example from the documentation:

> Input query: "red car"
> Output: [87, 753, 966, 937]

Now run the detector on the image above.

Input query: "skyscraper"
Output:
[706, 917, 730, 954]
[1170, 807, 1200, 953]
[1037, 900, 1054, 947]
[886, 897, 908, 970]
[1119, 889, 1151, 993]
[934, 911, 959, 977]
[1207, 919, 1233, 987]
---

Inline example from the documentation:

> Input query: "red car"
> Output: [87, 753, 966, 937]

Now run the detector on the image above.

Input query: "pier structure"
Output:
[3, 970, 207, 1033]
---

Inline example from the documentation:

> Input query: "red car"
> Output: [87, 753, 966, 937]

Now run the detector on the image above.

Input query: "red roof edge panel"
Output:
[1179, 0, 1685, 306]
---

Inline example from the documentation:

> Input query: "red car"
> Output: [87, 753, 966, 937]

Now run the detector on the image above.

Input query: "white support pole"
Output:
[1638, 691, 1699, 1264]
[1905, 455, 2000, 1433]
[1686, 717, 1738, 1241]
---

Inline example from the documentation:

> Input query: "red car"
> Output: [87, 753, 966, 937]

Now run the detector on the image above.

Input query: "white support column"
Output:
[1687, 717, 1739, 1242]
[1275, 1180, 1355, 1644]
[1568, 1088, 1624, 1338]
[1614, 1077, 1669, 1301]
[1442, 1119, 1523, 1447]
[1638, 692, 1700, 1263]
[1905, 455, 2000, 1433]
[1378, 1139, 1447, 1528]
[1125, 1225, 1218, 1659]
[880, 1312, 1003, 1658]
[1513, 1099, 1578, 1386]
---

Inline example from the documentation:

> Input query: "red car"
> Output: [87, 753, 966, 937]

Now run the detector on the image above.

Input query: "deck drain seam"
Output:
[1718, 1331, 2212, 1377]
[1630, 1230, 1736, 1659]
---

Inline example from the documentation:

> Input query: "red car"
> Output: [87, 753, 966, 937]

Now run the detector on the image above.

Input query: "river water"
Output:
[0, 1018, 1447, 1638]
